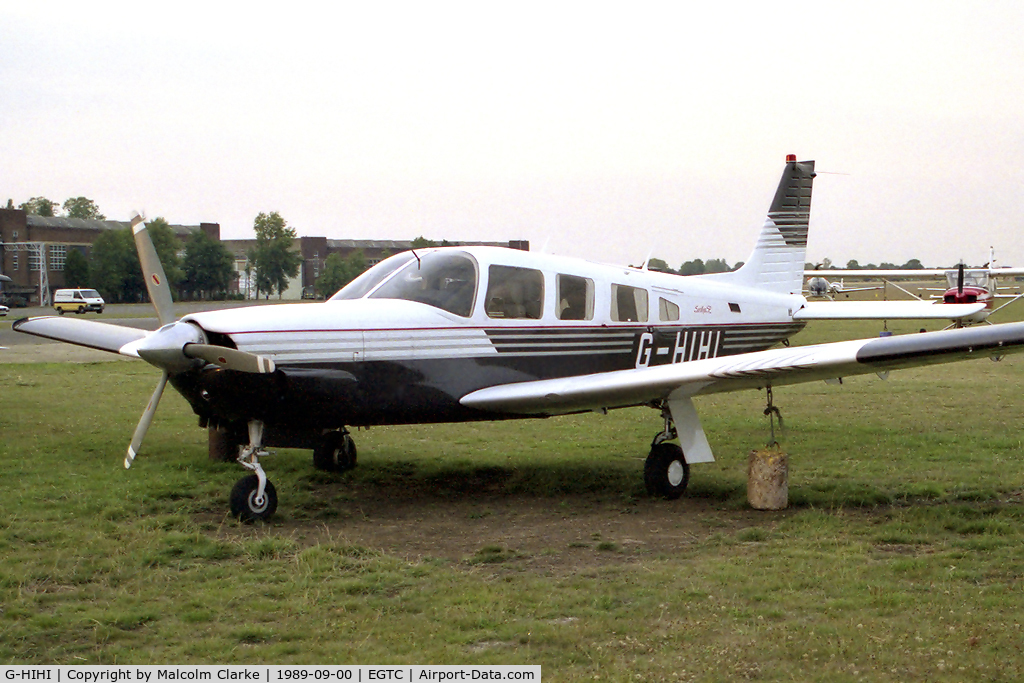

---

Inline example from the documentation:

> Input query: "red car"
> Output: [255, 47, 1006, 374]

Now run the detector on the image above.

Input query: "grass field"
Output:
[2, 311, 1024, 680]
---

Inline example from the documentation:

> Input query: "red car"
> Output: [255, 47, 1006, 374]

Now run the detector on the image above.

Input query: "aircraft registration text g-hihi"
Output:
[635, 328, 723, 368]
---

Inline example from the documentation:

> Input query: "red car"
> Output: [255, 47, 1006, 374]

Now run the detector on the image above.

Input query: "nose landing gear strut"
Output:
[229, 420, 278, 522]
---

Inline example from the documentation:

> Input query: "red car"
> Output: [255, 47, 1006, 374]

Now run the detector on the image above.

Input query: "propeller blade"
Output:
[126, 371, 169, 469]
[957, 263, 965, 296]
[131, 213, 175, 327]
[184, 344, 276, 373]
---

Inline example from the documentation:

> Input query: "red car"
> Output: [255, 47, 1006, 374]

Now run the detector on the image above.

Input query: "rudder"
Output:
[706, 155, 815, 294]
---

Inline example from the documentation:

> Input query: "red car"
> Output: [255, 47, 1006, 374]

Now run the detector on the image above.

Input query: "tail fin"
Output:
[705, 155, 815, 294]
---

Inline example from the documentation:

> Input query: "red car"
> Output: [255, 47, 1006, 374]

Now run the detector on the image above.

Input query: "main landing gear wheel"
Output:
[313, 430, 357, 472]
[230, 474, 278, 523]
[644, 442, 690, 500]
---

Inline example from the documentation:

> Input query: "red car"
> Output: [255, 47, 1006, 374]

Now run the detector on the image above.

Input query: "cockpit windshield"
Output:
[944, 270, 989, 289]
[330, 251, 417, 301]
[368, 251, 477, 317]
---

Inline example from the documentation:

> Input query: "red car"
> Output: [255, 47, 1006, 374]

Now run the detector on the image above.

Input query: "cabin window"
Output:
[557, 274, 594, 320]
[485, 265, 544, 319]
[659, 297, 679, 321]
[332, 251, 416, 300]
[367, 251, 477, 317]
[611, 284, 648, 323]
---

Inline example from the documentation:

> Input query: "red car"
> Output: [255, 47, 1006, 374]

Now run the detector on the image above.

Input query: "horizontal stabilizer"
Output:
[13, 316, 148, 356]
[461, 322, 1024, 416]
[793, 301, 985, 320]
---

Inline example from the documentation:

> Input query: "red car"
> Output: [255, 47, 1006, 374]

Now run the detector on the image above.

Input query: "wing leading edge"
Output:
[460, 322, 1024, 416]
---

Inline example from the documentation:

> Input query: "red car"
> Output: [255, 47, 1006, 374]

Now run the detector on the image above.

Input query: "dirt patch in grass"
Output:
[211, 489, 779, 575]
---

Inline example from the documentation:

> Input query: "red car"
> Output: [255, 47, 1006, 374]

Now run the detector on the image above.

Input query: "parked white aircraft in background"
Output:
[15, 156, 1024, 521]
[805, 254, 1024, 326]
[805, 276, 882, 300]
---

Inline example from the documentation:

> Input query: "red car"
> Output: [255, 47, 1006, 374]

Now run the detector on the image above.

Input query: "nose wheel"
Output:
[230, 420, 278, 523]
[230, 475, 278, 522]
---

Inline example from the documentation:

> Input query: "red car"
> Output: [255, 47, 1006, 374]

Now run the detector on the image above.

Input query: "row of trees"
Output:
[14, 194, 239, 301]
[14, 196, 106, 219]
[81, 212, 307, 303]
[14, 195, 313, 302]
[647, 258, 740, 275]
[648, 256, 934, 275]
[811, 258, 927, 271]
[82, 219, 236, 303]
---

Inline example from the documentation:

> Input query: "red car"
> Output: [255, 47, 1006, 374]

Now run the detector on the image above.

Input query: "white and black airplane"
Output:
[15, 156, 1024, 521]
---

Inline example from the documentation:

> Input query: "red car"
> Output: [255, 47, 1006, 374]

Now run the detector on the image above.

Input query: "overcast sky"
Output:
[2, 2, 1022, 270]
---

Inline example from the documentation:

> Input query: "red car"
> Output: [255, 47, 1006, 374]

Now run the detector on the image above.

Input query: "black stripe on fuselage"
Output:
[172, 321, 807, 435]
[485, 323, 804, 362]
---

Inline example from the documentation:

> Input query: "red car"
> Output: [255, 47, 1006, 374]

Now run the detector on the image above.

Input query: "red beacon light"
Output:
[786, 154, 797, 162]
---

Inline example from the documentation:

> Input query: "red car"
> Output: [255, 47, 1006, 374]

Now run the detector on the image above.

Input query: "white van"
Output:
[53, 288, 105, 315]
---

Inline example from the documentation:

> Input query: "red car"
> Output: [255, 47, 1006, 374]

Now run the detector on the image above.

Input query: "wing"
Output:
[461, 321, 1024, 416]
[804, 269, 948, 279]
[793, 301, 984, 320]
[13, 316, 148, 357]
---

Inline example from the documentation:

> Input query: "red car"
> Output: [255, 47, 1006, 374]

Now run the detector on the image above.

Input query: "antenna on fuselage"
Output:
[637, 245, 657, 271]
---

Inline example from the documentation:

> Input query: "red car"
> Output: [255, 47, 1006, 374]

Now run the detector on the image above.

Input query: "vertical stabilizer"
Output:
[706, 156, 815, 294]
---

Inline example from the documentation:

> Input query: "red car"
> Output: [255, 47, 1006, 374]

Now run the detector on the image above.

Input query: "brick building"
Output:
[0, 207, 219, 306]
[0, 205, 529, 304]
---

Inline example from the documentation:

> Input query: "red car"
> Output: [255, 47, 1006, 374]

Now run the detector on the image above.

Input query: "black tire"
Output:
[230, 474, 278, 522]
[313, 431, 357, 472]
[57, 308, 65, 315]
[644, 443, 690, 500]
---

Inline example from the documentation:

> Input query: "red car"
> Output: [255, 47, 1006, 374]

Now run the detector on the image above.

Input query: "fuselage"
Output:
[941, 269, 995, 324]
[169, 246, 806, 435]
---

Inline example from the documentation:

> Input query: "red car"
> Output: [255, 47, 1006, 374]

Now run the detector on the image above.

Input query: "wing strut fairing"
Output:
[668, 397, 714, 464]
